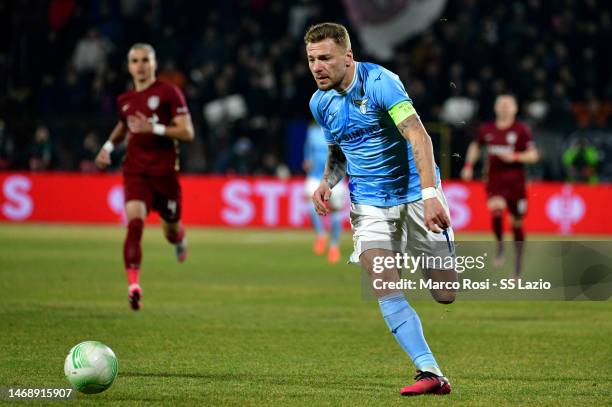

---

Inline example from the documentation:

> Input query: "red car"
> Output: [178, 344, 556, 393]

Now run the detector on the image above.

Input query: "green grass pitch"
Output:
[0, 224, 610, 406]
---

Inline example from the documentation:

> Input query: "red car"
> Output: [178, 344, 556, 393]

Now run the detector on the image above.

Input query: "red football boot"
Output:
[313, 235, 328, 255]
[128, 283, 142, 311]
[327, 245, 340, 264]
[400, 370, 451, 396]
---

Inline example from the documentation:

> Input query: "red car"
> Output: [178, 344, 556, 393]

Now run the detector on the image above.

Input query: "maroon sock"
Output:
[165, 226, 184, 244]
[124, 219, 144, 269]
[492, 213, 503, 240]
[126, 268, 140, 286]
[512, 225, 525, 242]
[492, 212, 504, 255]
[513, 225, 525, 277]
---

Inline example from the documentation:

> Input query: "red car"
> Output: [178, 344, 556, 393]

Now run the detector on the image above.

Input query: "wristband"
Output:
[102, 140, 114, 153]
[463, 162, 473, 169]
[421, 187, 437, 200]
[152, 123, 166, 136]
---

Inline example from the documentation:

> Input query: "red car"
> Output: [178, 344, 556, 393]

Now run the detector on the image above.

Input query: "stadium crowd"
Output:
[2, 0, 611, 180]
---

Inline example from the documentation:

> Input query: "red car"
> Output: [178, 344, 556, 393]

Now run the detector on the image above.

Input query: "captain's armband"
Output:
[388, 101, 416, 125]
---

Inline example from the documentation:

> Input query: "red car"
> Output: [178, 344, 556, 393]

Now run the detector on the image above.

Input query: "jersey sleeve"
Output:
[309, 94, 335, 144]
[369, 69, 414, 124]
[475, 124, 487, 146]
[518, 123, 534, 151]
[167, 85, 189, 117]
[116, 97, 127, 124]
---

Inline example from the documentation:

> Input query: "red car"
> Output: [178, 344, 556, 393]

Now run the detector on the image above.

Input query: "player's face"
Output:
[306, 39, 353, 91]
[494, 96, 518, 120]
[128, 49, 156, 83]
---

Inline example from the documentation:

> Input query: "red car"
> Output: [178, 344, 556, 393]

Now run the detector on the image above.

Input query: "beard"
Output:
[316, 76, 342, 91]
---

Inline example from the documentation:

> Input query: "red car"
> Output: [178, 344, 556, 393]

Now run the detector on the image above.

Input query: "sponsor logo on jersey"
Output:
[506, 131, 518, 144]
[488, 145, 514, 155]
[147, 95, 160, 110]
[337, 123, 382, 143]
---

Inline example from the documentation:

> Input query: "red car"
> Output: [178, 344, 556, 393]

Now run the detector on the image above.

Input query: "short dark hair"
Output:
[304, 22, 351, 50]
[127, 43, 156, 60]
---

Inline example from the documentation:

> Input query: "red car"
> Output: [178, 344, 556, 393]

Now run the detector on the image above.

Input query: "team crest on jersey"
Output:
[353, 98, 369, 114]
[506, 131, 518, 144]
[147, 95, 160, 110]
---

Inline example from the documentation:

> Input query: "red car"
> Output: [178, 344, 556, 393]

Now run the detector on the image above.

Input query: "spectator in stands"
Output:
[158, 59, 187, 90]
[2, 0, 610, 178]
[572, 94, 612, 129]
[562, 137, 599, 184]
[0, 119, 12, 169]
[29, 125, 53, 171]
[79, 131, 100, 173]
[72, 28, 113, 75]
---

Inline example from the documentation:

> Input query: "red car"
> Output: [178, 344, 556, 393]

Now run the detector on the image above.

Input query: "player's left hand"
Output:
[95, 149, 111, 169]
[127, 112, 153, 134]
[423, 197, 451, 233]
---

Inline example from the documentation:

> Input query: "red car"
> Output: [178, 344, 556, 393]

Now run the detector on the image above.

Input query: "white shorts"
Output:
[305, 177, 348, 211]
[349, 186, 455, 265]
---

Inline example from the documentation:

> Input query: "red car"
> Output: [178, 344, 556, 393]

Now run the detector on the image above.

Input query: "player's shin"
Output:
[164, 224, 188, 263]
[512, 225, 525, 277]
[378, 292, 443, 376]
[492, 210, 505, 265]
[330, 211, 342, 246]
[124, 218, 144, 284]
[309, 205, 325, 236]
[492, 210, 504, 243]
[165, 225, 185, 244]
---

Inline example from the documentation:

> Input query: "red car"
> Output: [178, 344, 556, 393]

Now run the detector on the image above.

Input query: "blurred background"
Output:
[2, 0, 611, 181]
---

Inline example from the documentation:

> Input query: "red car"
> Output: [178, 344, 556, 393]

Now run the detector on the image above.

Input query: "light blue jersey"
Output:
[303, 123, 328, 179]
[309, 62, 440, 207]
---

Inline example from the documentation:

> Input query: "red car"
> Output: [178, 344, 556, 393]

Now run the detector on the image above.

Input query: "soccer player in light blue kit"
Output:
[305, 23, 457, 396]
[303, 122, 347, 263]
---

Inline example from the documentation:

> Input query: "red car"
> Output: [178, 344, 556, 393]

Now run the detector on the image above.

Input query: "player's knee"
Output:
[510, 217, 523, 228]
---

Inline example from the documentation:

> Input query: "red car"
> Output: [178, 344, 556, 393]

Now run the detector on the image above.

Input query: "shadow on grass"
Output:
[120, 371, 389, 390]
[121, 371, 233, 380]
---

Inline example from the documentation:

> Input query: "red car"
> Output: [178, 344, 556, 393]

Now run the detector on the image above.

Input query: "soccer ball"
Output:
[64, 341, 118, 394]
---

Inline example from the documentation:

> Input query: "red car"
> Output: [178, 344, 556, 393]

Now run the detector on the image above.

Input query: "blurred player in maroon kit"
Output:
[461, 94, 538, 278]
[95, 43, 194, 310]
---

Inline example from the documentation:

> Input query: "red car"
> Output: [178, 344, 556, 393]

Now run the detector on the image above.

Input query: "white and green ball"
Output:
[64, 341, 118, 394]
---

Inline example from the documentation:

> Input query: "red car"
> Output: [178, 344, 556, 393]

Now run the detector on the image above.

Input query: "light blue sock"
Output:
[378, 292, 442, 375]
[330, 211, 342, 246]
[309, 205, 325, 235]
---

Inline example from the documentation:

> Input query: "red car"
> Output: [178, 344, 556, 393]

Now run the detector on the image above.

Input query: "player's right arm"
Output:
[313, 144, 346, 215]
[95, 121, 128, 169]
[460, 141, 481, 181]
